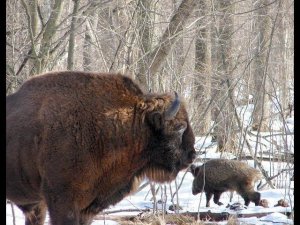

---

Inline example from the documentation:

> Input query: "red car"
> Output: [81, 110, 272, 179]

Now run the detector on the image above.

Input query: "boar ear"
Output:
[190, 164, 199, 177]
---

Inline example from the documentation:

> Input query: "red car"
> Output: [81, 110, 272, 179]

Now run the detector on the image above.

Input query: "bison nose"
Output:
[192, 188, 198, 195]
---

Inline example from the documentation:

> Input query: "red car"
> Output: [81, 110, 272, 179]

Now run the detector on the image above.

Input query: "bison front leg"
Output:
[79, 213, 94, 225]
[17, 202, 47, 225]
[47, 203, 80, 225]
[44, 193, 80, 225]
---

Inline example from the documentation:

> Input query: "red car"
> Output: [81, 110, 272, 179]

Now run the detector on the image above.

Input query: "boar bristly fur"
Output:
[6, 71, 196, 225]
[190, 159, 262, 207]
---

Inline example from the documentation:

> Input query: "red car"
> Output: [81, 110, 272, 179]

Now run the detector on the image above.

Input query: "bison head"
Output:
[190, 164, 203, 195]
[141, 92, 196, 183]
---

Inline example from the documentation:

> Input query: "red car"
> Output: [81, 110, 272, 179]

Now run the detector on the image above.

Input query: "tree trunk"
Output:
[135, 0, 152, 88]
[83, 24, 92, 71]
[278, 1, 288, 116]
[32, 0, 64, 74]
[28, 0, 39, 37]
[18, 0, 39, 84]
[83, 10, 98, 71]
[212, 0, 237, 152]
[67, 0, 80, 70]
[194, 0, 212, 135]
[252, 0, 272, 132]
[147, 0, 198, 76]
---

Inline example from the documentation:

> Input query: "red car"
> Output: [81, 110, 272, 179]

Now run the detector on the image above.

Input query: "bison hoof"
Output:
[217, 202, 223, 206]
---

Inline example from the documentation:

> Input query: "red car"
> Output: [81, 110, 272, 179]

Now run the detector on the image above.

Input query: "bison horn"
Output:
[165, 92, 180, 120]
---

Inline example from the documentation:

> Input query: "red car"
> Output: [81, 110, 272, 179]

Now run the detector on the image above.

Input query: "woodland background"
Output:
[6, 0, 294, 223]
[6, 0, 294, 148]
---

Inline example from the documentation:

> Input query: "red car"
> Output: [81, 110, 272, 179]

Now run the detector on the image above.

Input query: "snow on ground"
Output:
[6, 139, 294, 225]
[6, 140, 294, 225]
[6, 170, 294, 225]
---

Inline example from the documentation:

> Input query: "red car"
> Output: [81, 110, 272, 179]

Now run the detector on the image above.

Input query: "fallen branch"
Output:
[94, 210, 291, 222]
[197, 155, 294, 163]
[184, 211, 292, 221]
[98, 208, 150, 216]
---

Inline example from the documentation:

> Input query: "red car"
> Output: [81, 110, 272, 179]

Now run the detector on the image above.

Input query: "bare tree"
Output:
[32, 0, 65, 74]
[147, 0, 198, 76]
[212, 0, 237, 152]
[252, 0, 272, 132]
[135, 0, 153, 88]
[194, 0, 212, 135]
[277, 1, 290, 118]
[83, 8, 99, 71]
[67, 0, 80, 70]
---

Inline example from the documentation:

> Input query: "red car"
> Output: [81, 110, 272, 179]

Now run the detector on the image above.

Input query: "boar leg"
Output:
[249, 191, 261, 206]
[213, 191, 223, 206]
[205, 192, 213, 207]
[242, 196, 250, 206]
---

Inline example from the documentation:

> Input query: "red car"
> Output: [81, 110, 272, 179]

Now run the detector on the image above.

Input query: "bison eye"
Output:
[174, 122, 187, 136]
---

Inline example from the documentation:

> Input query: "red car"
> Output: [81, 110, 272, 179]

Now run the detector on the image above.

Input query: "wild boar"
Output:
[190, 159, 262, 207]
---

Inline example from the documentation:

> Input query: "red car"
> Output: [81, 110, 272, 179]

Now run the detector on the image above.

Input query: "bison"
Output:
[6, 71, 196, 225]
[190, 159, 262, 207]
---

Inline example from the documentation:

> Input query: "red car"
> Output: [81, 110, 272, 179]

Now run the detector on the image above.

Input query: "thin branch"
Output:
[148, 0, 198, 75]
[234, 0, 279, 15]
[109, 0, 140, 72]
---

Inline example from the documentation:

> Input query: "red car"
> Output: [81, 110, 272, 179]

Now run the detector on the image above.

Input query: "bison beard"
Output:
[6, 71, 196, 225]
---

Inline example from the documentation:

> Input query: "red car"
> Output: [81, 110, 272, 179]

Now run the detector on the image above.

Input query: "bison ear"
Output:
[147, 111, 164, 131]
[146, 92, 181, 131]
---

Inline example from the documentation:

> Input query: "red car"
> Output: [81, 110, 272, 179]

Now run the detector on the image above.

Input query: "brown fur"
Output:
[190, 159, 262, 207]
[6, 71, 196, 225]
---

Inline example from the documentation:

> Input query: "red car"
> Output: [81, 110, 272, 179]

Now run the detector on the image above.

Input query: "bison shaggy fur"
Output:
[6, 71, 196, 225]
[190, 159, 262, 207]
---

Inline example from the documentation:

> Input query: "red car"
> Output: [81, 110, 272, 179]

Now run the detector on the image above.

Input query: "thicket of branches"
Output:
[6, 0, 294, 218]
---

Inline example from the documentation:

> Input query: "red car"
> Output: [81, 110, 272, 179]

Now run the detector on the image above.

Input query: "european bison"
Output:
[6, 71, 196, 225]
[190, 159, 262, 207]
